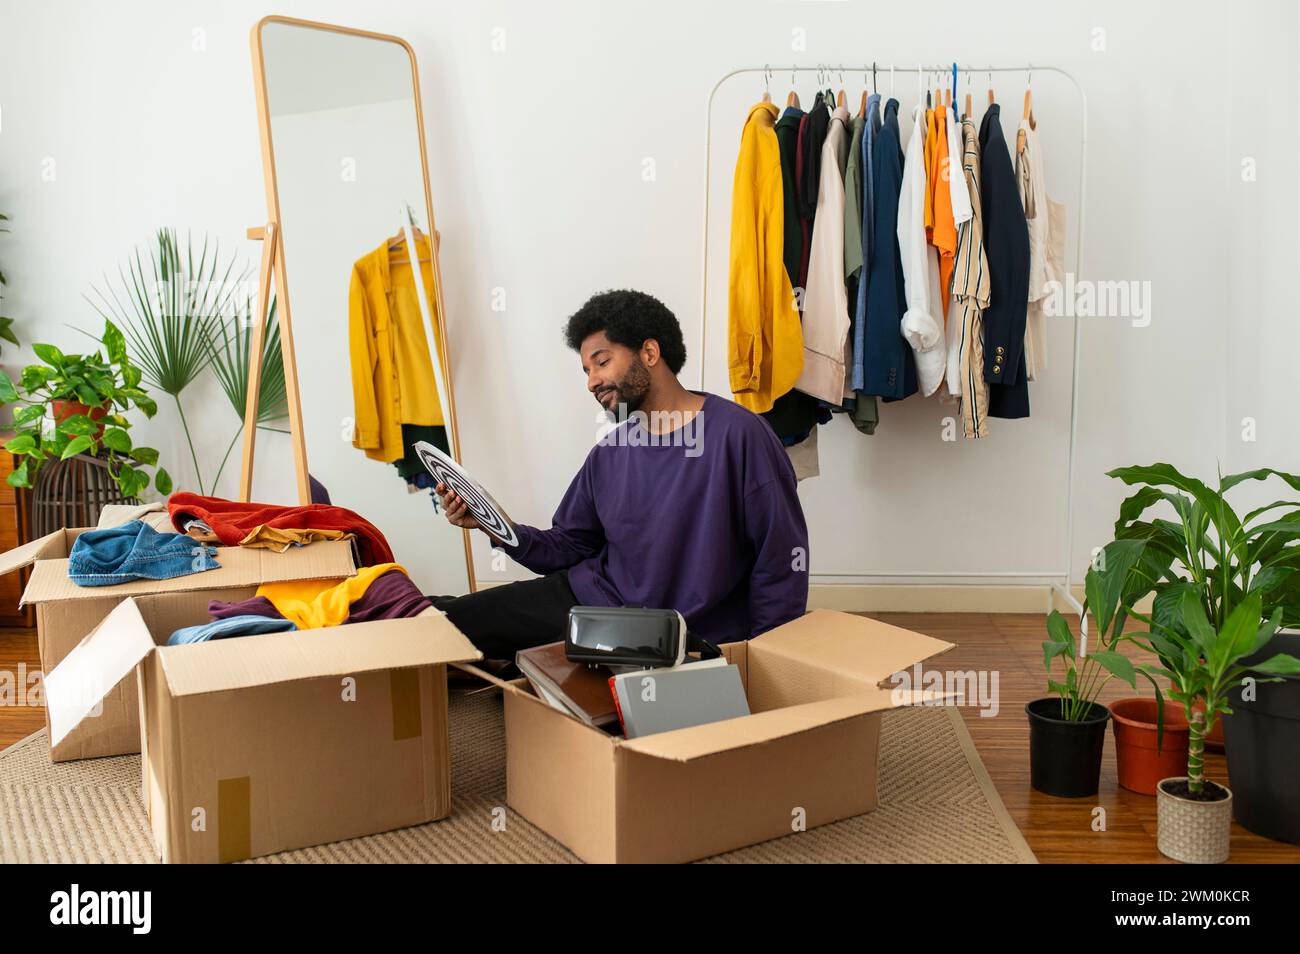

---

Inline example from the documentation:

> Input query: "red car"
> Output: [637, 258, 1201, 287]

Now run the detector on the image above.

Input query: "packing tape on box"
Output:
[390, 669, 422, 741]
[218, 776, 251, 864]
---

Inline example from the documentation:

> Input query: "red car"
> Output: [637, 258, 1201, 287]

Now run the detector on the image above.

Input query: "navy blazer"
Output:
[978, 104, 1031, 419]
[860, 99, 916, 401]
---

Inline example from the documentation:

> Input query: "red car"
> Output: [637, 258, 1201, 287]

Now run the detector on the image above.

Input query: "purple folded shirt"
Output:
[207, 571, 430, 625]
[209, 594, 283, 620]
[346, 569, 432, 622]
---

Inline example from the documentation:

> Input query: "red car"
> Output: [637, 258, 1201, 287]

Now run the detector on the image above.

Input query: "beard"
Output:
[598, 356, 652, 420]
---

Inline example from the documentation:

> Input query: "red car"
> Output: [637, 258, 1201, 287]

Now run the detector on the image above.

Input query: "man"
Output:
[433, 289, 808, 661]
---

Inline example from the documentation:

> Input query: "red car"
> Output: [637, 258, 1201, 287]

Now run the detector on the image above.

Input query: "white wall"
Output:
[0, 0, 1295, 593]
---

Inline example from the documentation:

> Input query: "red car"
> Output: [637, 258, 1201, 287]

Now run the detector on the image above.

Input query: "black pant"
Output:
[429, 570, 577, 661]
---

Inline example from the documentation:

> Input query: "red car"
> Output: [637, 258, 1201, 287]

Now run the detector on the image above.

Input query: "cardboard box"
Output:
[44, 593, 482, 862]
[0, 528, 356, 761]
[464, 609, 955, 863]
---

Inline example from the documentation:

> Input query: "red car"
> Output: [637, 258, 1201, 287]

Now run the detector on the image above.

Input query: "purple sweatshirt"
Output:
[500, 392, 809, 643]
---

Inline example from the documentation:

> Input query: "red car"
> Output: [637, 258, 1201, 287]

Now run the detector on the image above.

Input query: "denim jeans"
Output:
[68, 519, 221, 587]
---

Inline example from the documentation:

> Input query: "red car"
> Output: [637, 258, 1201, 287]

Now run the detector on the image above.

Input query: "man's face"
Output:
[581, 331, 652, 416]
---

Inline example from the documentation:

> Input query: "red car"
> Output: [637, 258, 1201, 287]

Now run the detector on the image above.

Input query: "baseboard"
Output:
[473, 578, 1097, 614]
[809, 583, 1065, 614]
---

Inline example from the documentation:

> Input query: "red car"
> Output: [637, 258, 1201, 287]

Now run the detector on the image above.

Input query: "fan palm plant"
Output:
[206, 294, 289, 493]
[86, 229, 245, 495]
[0, 211, 19, 354]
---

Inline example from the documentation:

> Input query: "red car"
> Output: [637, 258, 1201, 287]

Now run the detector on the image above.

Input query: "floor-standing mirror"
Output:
[245, 15, 474, 595]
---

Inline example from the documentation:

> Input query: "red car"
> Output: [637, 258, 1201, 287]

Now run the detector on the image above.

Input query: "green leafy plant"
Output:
[86, 228, 244, 495]
[1152, 592, 1300, 794]
[1108, 464, 1300, 633]
[1043, 538, 1167, 722]
[206, 294, 289, 492]
[0, 320, 171, 497]
[0, 211, 19, 354]
[1093, 463, 1300, 793]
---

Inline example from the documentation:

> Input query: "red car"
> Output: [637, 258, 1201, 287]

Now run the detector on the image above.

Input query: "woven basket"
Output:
[30, 453, 139, 538]
[1156, 776, 1233, 864]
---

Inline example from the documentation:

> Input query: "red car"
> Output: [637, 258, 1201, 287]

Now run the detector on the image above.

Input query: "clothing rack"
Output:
[699, 64, 1088, 614]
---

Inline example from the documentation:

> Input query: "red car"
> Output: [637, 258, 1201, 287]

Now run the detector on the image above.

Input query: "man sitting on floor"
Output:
[432, 288, 808, 660]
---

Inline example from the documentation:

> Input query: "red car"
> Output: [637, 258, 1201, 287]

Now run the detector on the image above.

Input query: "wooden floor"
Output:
[2, 612, 1297, 863]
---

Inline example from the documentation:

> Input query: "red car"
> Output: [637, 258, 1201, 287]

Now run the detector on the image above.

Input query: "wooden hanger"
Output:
[987, 68, 995, 106]
[388, 227, 430, 265]
[1017, 68, 1034, 154]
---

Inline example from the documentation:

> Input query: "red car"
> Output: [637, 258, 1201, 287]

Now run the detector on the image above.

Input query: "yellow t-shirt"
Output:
[257, 563, 409, 629]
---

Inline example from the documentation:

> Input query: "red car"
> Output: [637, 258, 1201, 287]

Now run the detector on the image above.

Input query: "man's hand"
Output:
[435, 481, 482, 532]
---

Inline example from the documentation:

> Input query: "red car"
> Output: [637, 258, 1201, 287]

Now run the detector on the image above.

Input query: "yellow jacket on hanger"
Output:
[348, 235, 445, 463]
[728, 100, 803, 414]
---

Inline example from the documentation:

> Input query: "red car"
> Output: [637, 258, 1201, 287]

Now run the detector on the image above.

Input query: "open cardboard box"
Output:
[462, 609, 956, 863]
[43, 591, 482, 862]
[0, 527, 357, 761]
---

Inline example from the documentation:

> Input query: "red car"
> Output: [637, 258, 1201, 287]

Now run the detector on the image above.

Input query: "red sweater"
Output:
[167, 493, 394, 566]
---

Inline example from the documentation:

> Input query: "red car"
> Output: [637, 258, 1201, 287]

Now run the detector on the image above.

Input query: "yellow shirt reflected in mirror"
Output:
[348, 235, 445, 463]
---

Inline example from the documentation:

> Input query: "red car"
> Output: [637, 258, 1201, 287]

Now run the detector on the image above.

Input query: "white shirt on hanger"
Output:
[898, 104, 946, 397]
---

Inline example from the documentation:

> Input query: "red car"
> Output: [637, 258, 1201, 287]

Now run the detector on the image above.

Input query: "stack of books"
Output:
[516, 642, 750, 738]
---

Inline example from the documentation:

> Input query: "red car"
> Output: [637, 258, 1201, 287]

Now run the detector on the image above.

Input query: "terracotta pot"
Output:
[1192, 698, 1226, 753]
[1157, 776, 1233, 864]
[51, 399, 108, 442]
[1110, 697, 1190, 795]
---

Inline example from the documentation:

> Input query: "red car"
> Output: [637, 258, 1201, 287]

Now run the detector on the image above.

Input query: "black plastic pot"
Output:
[1026, 697, 1110, 797]
[1223, 630, 1300, 844]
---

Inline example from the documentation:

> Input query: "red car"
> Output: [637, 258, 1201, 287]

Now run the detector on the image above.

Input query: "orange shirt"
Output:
[930, 108, 958, 316]
[923, 108, 938, 233]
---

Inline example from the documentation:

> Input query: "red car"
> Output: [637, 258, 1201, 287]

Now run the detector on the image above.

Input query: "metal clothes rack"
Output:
[699, 64, 1088, 614]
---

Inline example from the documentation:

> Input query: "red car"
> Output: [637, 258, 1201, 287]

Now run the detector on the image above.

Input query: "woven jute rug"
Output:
[0, 689, 1035, 863]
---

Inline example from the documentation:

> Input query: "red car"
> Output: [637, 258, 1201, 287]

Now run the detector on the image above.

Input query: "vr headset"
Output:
[565, 606, 722, 668]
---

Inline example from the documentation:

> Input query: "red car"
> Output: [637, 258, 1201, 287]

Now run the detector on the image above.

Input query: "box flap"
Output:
[0, 528, 85, 577]
[157, 609, 482, 697]
[751, 609, 955, 686]
[43, 597, 156, 748]
[19, 539, 356, 605]
[618, 688, 950, 763]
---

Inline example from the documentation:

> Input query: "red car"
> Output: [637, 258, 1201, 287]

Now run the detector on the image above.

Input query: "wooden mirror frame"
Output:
[243, 14, 475, 590]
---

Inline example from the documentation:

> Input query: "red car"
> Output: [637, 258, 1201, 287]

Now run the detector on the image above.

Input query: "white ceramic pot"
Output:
[1156, 776, 1233, 864]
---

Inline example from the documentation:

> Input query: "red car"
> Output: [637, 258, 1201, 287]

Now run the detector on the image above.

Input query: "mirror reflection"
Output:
[259, 21, 468, 594]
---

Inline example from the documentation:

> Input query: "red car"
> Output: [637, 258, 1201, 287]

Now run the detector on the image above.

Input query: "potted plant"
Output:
[1222, 627, 1300, 844]
[1106, 463, 1300, 841]
[1148, 591, 1299, 863]
[0, 319, 172, 498]
[0, 210, 21, 428]
[1031, 539, 1164, 797]
[87, 228, 244, 495]
[205, 294, 289, 494]
[0, 210, 19, 354]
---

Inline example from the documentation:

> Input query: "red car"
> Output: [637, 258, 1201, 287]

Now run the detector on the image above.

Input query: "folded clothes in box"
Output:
[0, 526, 357, 761]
